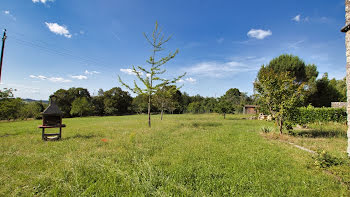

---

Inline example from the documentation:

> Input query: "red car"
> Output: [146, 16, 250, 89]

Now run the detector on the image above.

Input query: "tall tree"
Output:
[103, 87, 132, 115]
[52, 87, 91, 117]
[119, 22, 185, 127]
[344, 0, 350, 157]
[306, 73, 343, 107]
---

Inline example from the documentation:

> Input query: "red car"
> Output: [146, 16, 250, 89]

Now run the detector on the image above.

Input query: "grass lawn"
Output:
[0, 114, 349, 196]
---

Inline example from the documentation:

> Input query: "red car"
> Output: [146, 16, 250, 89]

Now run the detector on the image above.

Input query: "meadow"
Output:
[0, 114, 349, 196]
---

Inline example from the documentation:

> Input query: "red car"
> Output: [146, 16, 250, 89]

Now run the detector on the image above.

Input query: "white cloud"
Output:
[32, 0, 54, 4]
[30, 75, 47, 80]
[185, 77, 196, 83]
[84, 70, 100, 75]
[29, 75, 71, 83]
[247, 29, 272, 40]
[186, 57, 264, 78]
[48, 77, 72, 83]
[45, 22, 72, 38]
[176, 79, 185, 83]
[146, 73, 151, 77]
[3, 10, 16, 21]
[120, 68, 143, 76]
[71, 75, 88, 80]
[80, 30, 85, 35]
[292, 15, 301, 22]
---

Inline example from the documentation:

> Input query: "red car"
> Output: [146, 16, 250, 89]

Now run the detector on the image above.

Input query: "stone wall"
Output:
[331, 102, 347, 108]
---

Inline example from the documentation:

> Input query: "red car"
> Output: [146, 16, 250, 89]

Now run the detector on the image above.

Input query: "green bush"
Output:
[290, 105, 346, 125]
[313, 150, 343, 168]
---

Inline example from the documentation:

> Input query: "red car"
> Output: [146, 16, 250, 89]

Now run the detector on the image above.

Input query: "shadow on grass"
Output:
[289, 129, 346, 138]
[65, 134, 100, 140]
[191, 122, 222, 128]
[226, 117, 247, 120]
[0, 133, 19, 138]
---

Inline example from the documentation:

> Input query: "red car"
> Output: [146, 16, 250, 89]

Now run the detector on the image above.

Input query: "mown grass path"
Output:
[0, 114, 348, 196]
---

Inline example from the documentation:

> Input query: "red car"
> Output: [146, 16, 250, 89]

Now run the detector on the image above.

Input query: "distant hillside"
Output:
[22, 99, 49, 104]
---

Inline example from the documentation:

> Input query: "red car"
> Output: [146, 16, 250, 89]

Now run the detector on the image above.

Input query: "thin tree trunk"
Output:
[161, 102, 164, 120]
[345, 0, 350, 157]
[148, 94, 151, 127]
[224, 113, 226, 119]
[279, 119, 283, 135]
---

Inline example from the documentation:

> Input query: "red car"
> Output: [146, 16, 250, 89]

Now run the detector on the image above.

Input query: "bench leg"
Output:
[42, 128, 45, 140]
[59, 127, 62, 139]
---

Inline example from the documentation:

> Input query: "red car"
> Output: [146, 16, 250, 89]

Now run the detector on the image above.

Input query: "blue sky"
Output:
[0, 0, 347, 100]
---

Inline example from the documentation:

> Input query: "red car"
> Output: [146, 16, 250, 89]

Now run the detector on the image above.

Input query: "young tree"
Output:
[255, 67, 304, 134]
[119, 22, 185, 127]
[154, 85, 178, 120]
[216, 98, 235, 119]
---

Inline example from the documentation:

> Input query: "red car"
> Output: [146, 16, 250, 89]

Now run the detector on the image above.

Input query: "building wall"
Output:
[331, 102, 347, 108]
[245, 107, 257, 114]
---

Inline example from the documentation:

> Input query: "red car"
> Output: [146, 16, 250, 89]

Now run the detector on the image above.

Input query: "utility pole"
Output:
[0, 29, 7, 83]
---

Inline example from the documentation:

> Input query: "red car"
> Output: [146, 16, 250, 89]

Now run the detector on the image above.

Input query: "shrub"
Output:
[313, 150, 343, 168]
[290, 105, 346, 125]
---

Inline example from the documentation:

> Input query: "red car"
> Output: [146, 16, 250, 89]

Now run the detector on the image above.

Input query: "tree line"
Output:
[0, 86, 255, 120]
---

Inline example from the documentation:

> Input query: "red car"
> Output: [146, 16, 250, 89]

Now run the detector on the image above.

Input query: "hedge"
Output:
[290, 106, 347, 125]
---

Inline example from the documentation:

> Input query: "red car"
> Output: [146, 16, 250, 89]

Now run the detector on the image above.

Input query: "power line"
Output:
[8, 33, 114, 69]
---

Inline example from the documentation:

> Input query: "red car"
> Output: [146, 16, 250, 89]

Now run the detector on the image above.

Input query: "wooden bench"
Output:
[38, 124, 66, 141]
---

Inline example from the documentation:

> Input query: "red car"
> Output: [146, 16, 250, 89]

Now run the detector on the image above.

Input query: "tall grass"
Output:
[0, 114, 348, 196]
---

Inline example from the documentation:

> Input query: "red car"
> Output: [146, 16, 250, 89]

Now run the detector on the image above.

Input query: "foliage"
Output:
[215, 99, 234, 119]
[0, 98, 23, 120]
[103, 87, 132, 115]
[0, 88, 14, 99]
[0, 88, 23, 120]
[132, 94, 149, 114]
[290, 105, 347, 125]
[52, 87, 91, 117]
[119, 22, 185, 127]
[255, 64, 304, 134]
[306, 73, 346, 107]
[20, 102, 45, 120]
[153, 85, 182, 118]
[70, 97, 93, 117]
[187, 101, 202, 113]
[313, 150, 343, 168]
[260, 54, 318, 84]
[91, 96, 105, 116]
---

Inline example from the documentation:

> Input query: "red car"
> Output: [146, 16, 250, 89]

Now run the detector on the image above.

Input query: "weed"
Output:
[261, 126, 273, 133]
[313, 150, 343, 168]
